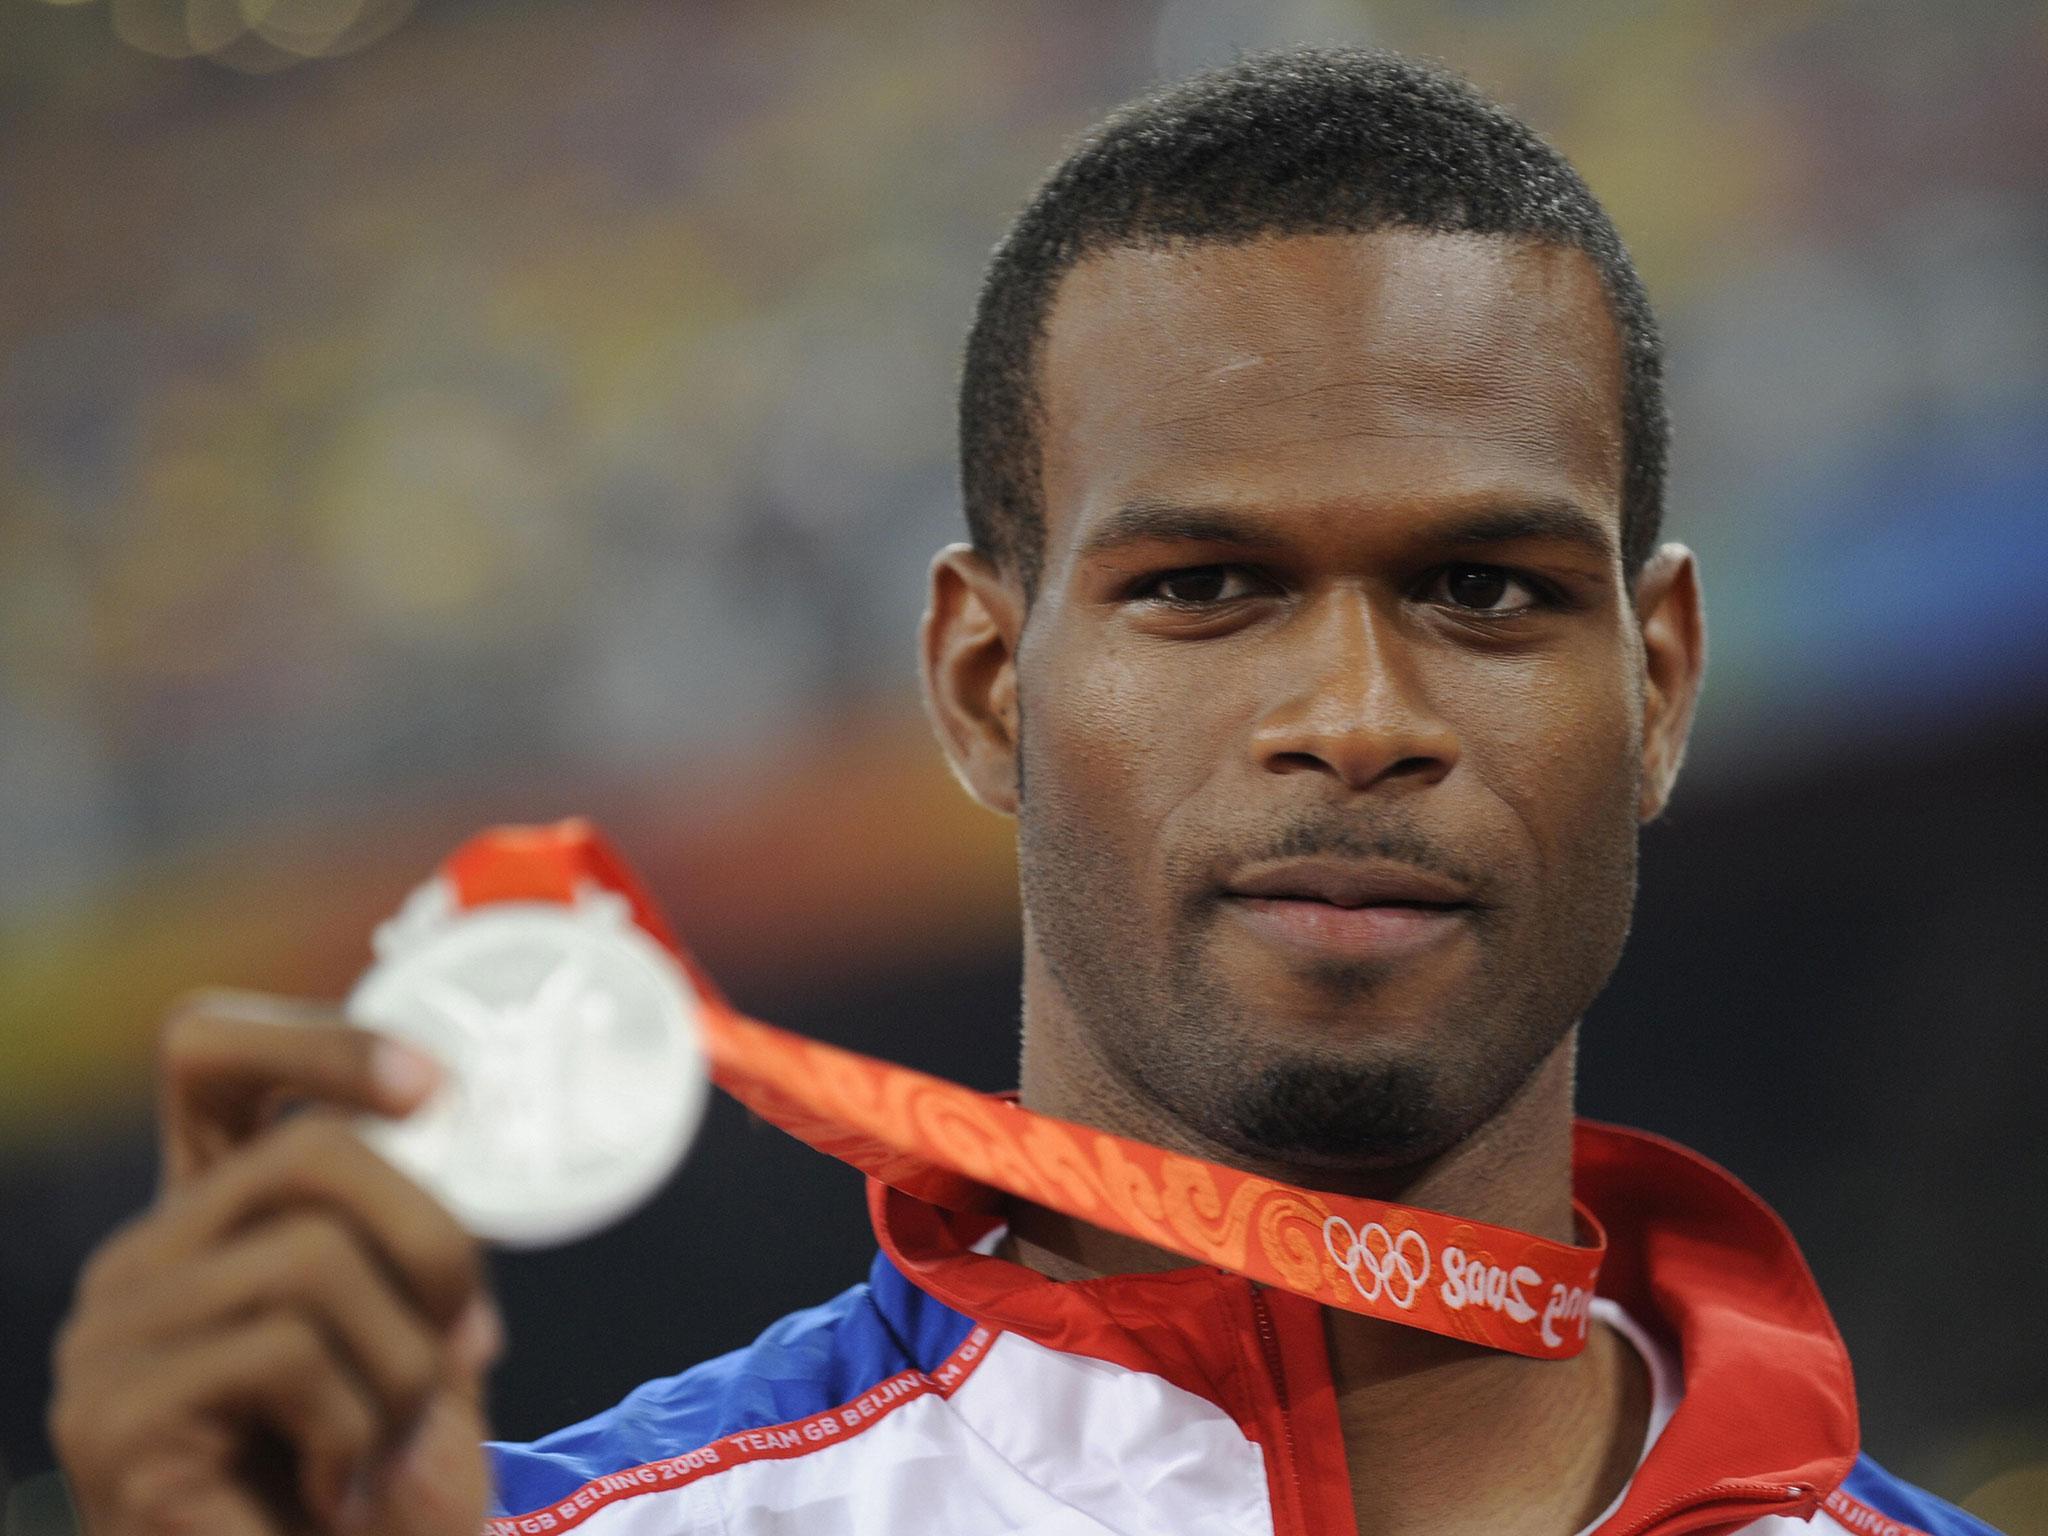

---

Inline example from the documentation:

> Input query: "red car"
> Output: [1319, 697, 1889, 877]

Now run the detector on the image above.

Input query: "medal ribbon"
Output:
[440, 819, 1606, 1360]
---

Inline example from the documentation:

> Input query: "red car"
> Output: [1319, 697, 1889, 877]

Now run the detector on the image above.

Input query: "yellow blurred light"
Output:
[183, 0, 250, 54]
[110, 0, 202, 58]
[306, 0, 414, 58]
[240, 0, 368, 56]
[1966, 1461, 2048, 1536]
[109, 0, 414, 64]
[312, 386, 578, 644]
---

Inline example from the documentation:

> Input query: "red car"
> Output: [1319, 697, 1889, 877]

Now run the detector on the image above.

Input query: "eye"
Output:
[1428, 565, 1545, 614]
[1130, 565, 1267, 607]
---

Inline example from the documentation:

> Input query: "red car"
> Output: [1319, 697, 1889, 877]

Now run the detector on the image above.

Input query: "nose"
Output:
[1250, 589, 1460, 792]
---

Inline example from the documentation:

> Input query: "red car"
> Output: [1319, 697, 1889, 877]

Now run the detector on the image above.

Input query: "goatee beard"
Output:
[1221, 1055, 1447, 1167]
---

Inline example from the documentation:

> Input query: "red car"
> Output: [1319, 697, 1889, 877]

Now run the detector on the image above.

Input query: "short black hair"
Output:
[958, 45, 1668, 600]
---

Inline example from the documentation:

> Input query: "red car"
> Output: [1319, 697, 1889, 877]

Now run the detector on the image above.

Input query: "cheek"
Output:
[1023, 632, 1220, 852]
[1446, 653, 1642, 863]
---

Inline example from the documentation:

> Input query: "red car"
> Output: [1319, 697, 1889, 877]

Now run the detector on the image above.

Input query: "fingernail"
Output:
[196, 987, 322, 1025]
[372, 1038, 443, 1106]
[449, 1294, 506, 1375]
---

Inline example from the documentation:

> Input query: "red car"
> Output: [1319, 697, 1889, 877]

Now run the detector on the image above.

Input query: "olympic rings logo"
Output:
[1322, 1216, 1432, 1309]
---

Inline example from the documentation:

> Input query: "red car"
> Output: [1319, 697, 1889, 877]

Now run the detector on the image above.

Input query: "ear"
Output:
[920, 542, 1026, 817]
[1633, 543, 1707, 823]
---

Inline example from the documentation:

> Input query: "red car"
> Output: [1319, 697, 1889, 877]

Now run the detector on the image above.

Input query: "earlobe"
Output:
[1634, 543, 1707, 823]
[919, 543, 1025, 817]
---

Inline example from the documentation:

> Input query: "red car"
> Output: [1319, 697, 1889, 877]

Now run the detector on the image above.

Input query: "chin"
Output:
[1215, 1054, 1462, 1169]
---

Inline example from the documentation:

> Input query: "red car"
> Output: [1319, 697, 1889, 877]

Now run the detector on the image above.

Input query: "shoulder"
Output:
[1796, 1454, 2005, 1536]
[485, 1256, 977, 1527]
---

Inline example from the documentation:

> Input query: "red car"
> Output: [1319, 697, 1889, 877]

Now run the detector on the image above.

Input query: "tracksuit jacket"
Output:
[485, 1121, 1999, 1536]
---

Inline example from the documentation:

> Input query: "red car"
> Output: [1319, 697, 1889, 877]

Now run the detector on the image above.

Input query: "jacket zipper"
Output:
[1248, 1285, 1310, 1534]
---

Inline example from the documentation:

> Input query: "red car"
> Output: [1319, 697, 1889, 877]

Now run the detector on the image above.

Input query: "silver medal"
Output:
[343, 881, 711, 1248]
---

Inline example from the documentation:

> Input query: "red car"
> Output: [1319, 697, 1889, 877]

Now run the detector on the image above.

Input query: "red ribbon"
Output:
[441, 818, 1606, 1359]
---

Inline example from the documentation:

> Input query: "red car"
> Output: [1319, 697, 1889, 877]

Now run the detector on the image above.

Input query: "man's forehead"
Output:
[1033, 230, 1627, 564]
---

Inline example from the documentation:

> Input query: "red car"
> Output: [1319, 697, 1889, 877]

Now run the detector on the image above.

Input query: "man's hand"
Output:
[48, 991, 504, 1535]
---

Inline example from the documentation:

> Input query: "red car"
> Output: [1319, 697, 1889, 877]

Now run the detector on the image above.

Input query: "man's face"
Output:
[930, 230, 1701, 1172]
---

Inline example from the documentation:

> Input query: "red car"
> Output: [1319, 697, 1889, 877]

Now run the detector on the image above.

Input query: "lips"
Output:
[1221, 856, 1473, 910]
[1218, 857, 1475, 962]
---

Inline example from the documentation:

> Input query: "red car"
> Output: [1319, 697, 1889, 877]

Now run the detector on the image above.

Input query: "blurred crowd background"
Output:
[2, 0, 2044, 1529]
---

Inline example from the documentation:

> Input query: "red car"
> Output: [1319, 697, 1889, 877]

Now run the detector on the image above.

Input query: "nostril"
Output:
[1385, 754, 1446, 778]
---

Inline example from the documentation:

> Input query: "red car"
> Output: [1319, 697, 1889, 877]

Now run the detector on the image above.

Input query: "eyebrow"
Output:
[1075, 497, 1619, 565]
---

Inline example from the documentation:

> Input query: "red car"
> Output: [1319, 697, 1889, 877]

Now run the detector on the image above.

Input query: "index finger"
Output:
[157, 989, 445, 1189]
[133, 1112, 488, 1330]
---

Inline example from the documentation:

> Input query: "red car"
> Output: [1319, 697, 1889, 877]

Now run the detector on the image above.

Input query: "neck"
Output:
[1003, 949, 1650, 1536]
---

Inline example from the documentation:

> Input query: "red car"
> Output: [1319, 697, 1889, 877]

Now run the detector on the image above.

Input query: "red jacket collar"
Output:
[1571, 1119, 1859, 1529]
[870, 1116, 1859, 1528]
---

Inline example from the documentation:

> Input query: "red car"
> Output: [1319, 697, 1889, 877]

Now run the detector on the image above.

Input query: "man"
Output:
[47, 46, 1999, 1536]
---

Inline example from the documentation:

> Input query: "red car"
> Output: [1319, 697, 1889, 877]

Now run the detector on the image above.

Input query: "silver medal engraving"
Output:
[344, 886, 710, 1248]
